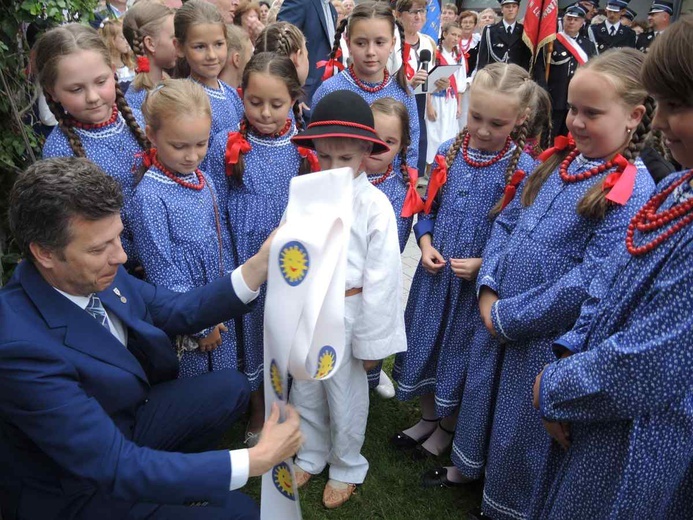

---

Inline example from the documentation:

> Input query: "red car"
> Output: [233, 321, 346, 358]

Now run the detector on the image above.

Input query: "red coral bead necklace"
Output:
[626, 169, 693, 256]
[559, 148, 623, 183]
[70, 105, 118, 130]
[348, 65, 390, 93]
[462, 132, 512, 168]
[368, 164, 393, 186]
[152, 153, 205, 191]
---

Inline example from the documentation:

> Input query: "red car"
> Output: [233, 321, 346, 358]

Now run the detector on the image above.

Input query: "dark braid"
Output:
[399, 149, 409, 184]
[489, 118, 529, 216]
[46, 94, 87, 158]
[395, 20, 409, 93]
[229, 116, 250, 186]
[622, 95, 654, 162]
[275, 24, 294, 57]
[115, 82, 149, 151]
[292, 100, 305, 131]
[329, 18, 348, 62]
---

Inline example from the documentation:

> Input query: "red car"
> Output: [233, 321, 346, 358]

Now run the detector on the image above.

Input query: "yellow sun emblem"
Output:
[314, 346, 337, 379]
[270, 359, 284, 400]
[272, 462, 295, 500]
[279, 241, 309, 286]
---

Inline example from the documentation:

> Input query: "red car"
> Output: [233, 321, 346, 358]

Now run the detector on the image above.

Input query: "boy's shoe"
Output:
[375, 370, 395, 399]
[322, 479, 357, 509]
[293, 464, 313, 489]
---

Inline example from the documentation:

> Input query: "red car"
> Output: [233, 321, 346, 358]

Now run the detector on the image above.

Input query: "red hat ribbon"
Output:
[537, 134, 575, 162]
[500, 169, 527, 211]
[135, 56, 150, 74]
[603, 154, 637, 205]
[224, 131, 252, 176]
[423, 155, 448, 214]
[317, 48, 345, 81]
[297, 146, 321, 172]
[401, 166, 425, 217]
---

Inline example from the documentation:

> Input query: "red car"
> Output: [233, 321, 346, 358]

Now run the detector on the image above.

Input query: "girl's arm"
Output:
[538, 237, 693, 423]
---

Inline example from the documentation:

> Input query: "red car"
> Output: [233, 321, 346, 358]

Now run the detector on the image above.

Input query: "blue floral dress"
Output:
[206, 123, 302, 391]
[532, 170, 693, 520]
[129, 165, 238, 378]
[194, 78, 244, 136]
[393, 140, 536, 417]
[42, 109, 145, 260]
[467, 156, 655, 520]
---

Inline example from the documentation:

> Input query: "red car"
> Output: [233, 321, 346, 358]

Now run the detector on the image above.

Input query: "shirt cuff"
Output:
[231, 267, 260, 304]
[229, 449, 250, 490]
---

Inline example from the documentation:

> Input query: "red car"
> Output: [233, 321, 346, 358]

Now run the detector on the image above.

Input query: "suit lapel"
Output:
[311, 0, 331, 42]
[19, 262, 148, 383]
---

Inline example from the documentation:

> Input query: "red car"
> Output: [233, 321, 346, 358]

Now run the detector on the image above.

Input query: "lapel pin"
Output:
[120, 296, 127, 304]
[114, 288, 126, 303]
[114, 288, 121, 296]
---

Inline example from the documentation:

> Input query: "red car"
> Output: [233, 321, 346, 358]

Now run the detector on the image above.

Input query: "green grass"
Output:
[222, 359, 482, 519]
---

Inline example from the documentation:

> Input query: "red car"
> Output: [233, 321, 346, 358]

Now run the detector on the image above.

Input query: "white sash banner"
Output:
[260, 167, 354, 520]
[556, 31, 589, 65]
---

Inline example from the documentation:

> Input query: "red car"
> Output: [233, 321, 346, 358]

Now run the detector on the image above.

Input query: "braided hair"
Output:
[229, 52, 304, 184]
[34, 23, 148, 158]
[371, 97, 411, 184]
[255, 21, 308, 129]
[122, 2, 174, 92]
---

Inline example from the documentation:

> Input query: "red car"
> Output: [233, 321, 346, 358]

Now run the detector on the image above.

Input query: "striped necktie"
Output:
[86, 294, 110, 330]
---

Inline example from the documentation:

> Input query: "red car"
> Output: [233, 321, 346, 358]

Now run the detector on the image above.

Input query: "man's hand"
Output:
[197, 324, 228, 352]
[241, 229, 277, 291]
[450, 258, 482, 281]
[426, 102, 437, 122]
[248, 403, 303, 477]
[478, 287, 499, 337]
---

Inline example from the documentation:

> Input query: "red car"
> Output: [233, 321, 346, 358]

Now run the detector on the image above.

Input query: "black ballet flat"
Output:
[390, 418, 439, 451]
[421, 466, 474, 488]
[466, 507, 492, 520]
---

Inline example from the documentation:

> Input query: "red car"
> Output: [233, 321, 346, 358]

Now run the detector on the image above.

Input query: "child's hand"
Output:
[450, 258, 482, 281]
[478, 287, 499, 337]
[197, 323, 228, 352]
[362, 360, 380, 372]
[456, 103, 463, 119]
[433, 77, 450, 93]
[420, 243, 446, 274]
[426, 103, 437, 122]
[409, 69, 428, 88]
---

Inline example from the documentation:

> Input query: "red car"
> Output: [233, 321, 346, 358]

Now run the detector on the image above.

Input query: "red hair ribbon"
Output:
[236, 87, 244, 99]
[224, 131, 251, 176]
[297, 146, 320, 172]
[401, 166, 425, 217]
[423, 155, 448, 214]
[402, 42, 416, 81]
[134, 148, 157, 170]
[500, 169, 527, 211]
[135, 56, 150, 74]
[537, 134, 575, 162]
[603, 154, 637, 205]
[317, 48, 345, 81]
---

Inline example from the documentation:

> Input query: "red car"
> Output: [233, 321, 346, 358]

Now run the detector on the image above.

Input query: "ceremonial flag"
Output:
[421, 0, 441, 43]
[261, 168, 353, 520]
[522, 0, 558, 63]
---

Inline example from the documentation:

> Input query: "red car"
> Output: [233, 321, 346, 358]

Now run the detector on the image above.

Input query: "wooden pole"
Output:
[544, 40, 554, 83]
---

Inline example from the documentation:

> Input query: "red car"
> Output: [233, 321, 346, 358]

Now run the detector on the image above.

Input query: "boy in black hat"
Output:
[476, 0, 532, 72]
[621, 6, 637, 25]
[588, 0, 637, 53]
[536, 4, 596, 138]
[288, 90, 406, 509]
[637, 0, 674, 52]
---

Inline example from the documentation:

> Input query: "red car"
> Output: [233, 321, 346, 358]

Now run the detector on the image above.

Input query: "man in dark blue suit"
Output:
[0, 157, 302, 520]
[278, 0, 338, 108]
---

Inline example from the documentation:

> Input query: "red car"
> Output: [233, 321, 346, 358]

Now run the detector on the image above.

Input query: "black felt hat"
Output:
[291, 90, 389, 155]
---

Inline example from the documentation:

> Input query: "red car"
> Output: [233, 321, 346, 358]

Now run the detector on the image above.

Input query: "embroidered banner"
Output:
[260, 168, 354, 519]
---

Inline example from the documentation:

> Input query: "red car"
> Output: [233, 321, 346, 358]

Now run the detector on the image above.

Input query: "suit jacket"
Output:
[278, 0, 338, 107]
[0, 262, 252, 519]
[636, 30, 656, 53]
[588, 22, 637, 54]
[535, 35, 596, 111]
[476, 21, 532, 72]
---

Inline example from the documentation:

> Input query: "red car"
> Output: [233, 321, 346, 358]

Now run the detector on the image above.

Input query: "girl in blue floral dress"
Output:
[531, 20, 693, 520]
[131, 79, 238, 378]
[391, 63, 538, 467]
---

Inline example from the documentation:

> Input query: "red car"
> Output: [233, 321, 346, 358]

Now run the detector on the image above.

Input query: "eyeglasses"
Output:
[404, 8, 426, 16]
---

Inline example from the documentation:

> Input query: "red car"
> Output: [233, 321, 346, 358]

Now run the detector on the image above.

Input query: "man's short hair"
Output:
[8, 157, 123, 261]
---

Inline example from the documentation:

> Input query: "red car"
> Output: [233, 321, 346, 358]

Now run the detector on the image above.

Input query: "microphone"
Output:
[419, 49, 431, 92]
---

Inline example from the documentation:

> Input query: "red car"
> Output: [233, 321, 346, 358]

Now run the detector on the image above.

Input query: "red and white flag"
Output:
[522, 0, 558, 62]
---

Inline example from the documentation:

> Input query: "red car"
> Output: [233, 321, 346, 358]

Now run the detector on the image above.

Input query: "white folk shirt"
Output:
[346, 172, 407, 361]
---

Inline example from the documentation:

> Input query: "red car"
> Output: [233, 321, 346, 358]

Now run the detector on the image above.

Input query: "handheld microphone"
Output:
[419, 49, 431, 92]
